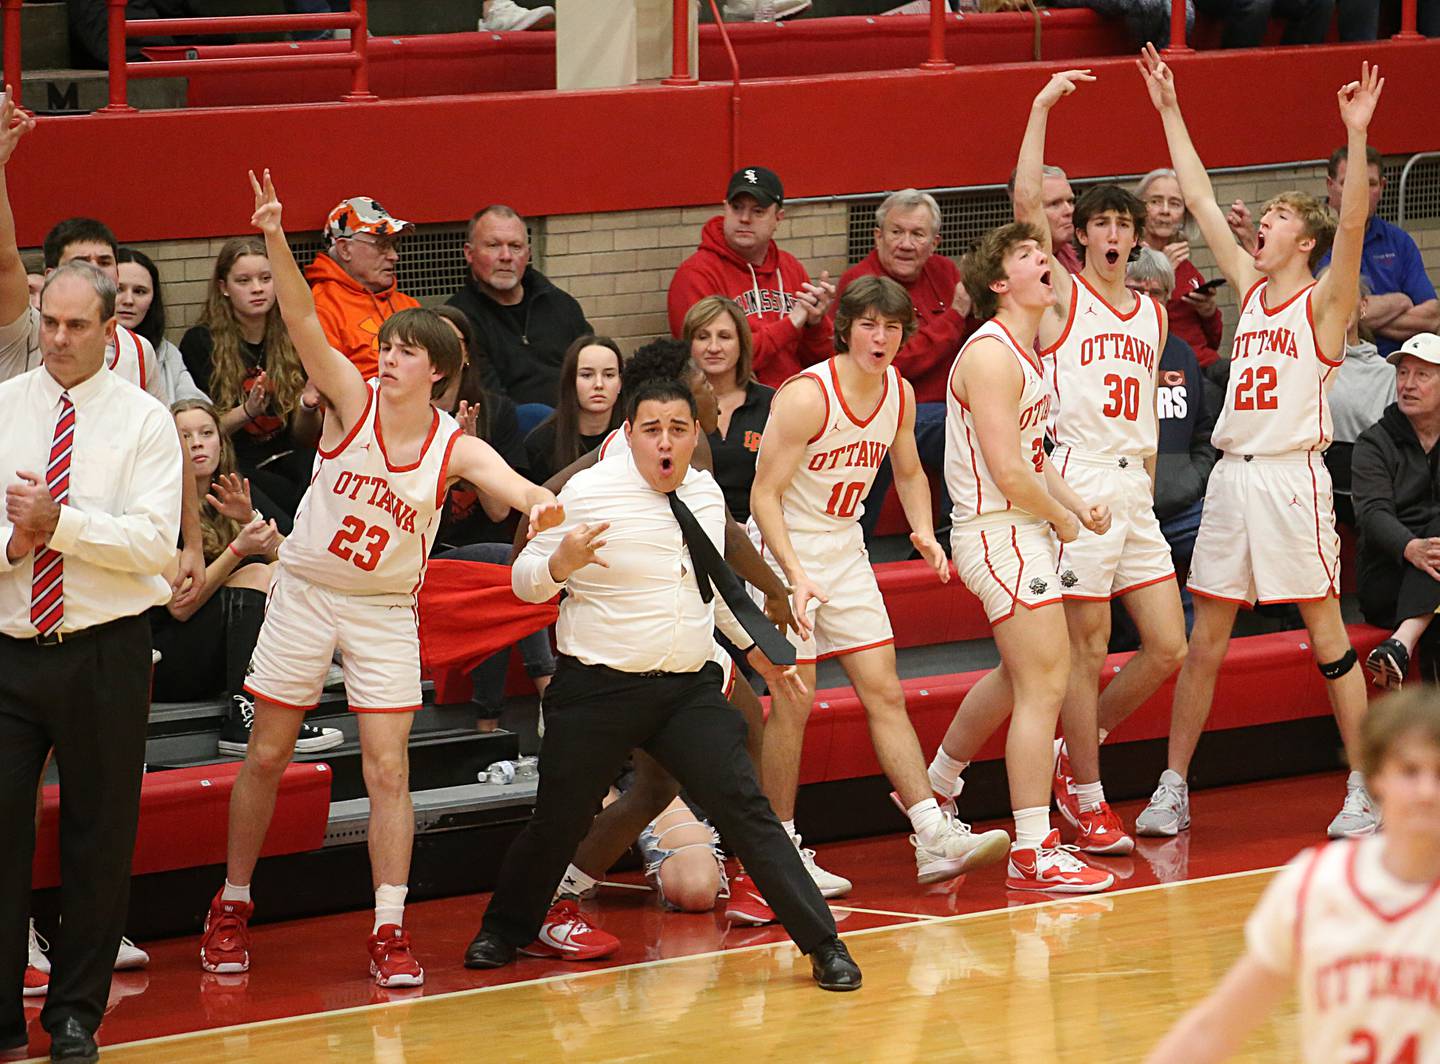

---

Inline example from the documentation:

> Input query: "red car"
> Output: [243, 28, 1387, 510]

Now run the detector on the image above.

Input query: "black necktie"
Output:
[666, 490, 795, 667]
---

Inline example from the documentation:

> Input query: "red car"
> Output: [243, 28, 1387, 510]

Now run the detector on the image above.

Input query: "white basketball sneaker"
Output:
[790, 832, 851, 898]
[913, 812, 1011, 884]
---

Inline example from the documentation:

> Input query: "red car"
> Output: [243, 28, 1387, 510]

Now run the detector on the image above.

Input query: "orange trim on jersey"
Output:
[962, 416, 985, 515]
[828, 356, 891, 428]
[1344, 838, 1440, 923]
[777, 371, 829, 445]
[1188, 586, 1255, 609]
[993, 318, 1045, 375]
[318, 384, 374, 460]
[1037, 281, 1079, 359]
[1065, 572, 1177, 602]
[1258, 280, 1317, 317]
[434, 428, 464, 510]
[1238, 277, 1267, 317]
[598, 428, 621, 460]
[241, 684, 320, 713]
[376, 403, 441, 473]
[1073, 272, 1145, 322]
[1306, 288, 1344, 367]
[1306, 452, 1339, 597]
[351, 703, 424, 714]
[895, 367, 907, 434]
[990, 594, 1063, 627]
[1292, 844, 1327, 969]
[816, 636, 895, 662]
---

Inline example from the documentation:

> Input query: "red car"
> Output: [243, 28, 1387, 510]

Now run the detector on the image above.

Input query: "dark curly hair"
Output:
[622, 337, 697, 399]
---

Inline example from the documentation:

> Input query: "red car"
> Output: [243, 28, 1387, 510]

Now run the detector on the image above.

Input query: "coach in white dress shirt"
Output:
[0, 262, 181, 1062]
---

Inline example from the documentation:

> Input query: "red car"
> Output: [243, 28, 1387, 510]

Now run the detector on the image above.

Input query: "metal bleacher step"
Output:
[815, 639, 999, 691]
[0, 2, 69, 73]
[325, 778, 539, 847]
[19, 68, 187, 113]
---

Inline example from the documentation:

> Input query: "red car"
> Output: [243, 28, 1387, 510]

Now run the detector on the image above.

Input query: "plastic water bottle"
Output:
[756, 0, 776, 21]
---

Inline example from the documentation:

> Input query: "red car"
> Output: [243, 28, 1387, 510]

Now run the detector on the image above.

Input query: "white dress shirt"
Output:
[0, 364, 182, 637]
[0, 309, 164, 404]
[514, 453, 751, 674]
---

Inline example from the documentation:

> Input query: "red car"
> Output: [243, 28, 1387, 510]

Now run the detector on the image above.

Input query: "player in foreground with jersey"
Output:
[1145, 687, 1440, 1064]
[747, 275, 1013, 904]
[198, 171, 562, 988]
[1135, 50, 1384, 841]
[1015, 69, 1187, 858]
[928, 222, 1116, 894]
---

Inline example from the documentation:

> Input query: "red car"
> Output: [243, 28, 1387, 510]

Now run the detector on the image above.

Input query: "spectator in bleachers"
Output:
[684, 296, 773, 524]
[1045, 0, 1187, 48]
[117, 247, 208, 406]
[523, 335, 624, 485]
[1193, 0, 1335, 48]
[1319, 146, 1440, 360]
[448, 205, 593, 434]
[1352, 334, 1440, 687]
[429, 305, 555, 733]
[668, 166, 835, 388]
[24, 255, 42, 311]
[305, 196, 420, 380]
[1327, 278, 1396, 527]
[1136, 168, 1225, 368]
[181, 238, 321, 528]
[1010, 164, 1081, 275]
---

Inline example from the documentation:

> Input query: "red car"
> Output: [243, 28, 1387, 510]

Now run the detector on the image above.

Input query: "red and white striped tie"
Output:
[30, 392, 74, 636]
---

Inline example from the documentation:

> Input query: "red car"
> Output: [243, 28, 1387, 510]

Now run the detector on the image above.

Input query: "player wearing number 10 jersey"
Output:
[749, 275, 1012, 894]
[200, 171, 561, 990]
[1136, 47, 1382, 840]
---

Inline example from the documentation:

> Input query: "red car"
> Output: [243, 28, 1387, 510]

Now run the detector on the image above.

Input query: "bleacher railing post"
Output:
[1394, 0, 1421, 39]
[98, 0, 136, 113]
[341, 0, 376, 101]
[920, 0, 954, 71]
[663, 0, 697, 85]
[2, 0, 22, 108]
[1164, 0, 1191, 53]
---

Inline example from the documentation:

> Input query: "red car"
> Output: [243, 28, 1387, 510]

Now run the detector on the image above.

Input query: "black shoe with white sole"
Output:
[217, 695, 345, 757]
[1365, 638, 1409, 689]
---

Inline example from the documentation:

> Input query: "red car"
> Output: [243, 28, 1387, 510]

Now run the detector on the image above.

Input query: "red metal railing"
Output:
[664, 0, 696, 85]
[99, 0, 374, 114]
[2, 0, 21, 108]
[1394, 0, 1421, 38]
[705, 0, 741, 170]
[921, 0, 953, 70]
[1165, 0, 1191, 52]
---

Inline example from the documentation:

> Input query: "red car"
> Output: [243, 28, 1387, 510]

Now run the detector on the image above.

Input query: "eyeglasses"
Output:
[346, 234, 400, 253]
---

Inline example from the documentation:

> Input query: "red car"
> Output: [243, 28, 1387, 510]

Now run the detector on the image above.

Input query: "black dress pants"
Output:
[480, 657, 836, 955]
[0, 615, 151, 1042]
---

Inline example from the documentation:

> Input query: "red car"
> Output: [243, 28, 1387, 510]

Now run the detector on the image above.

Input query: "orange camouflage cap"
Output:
[325, 196, 413, 244]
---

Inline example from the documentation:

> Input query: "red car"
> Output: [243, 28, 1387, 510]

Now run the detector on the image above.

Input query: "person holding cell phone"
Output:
[1136, 167, 1226, 368]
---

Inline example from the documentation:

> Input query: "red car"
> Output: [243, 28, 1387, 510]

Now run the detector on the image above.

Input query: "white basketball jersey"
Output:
[107, 325, 161, 401]
[1247, 838, 1440, 1064]
[1045, 274, 1163, 457]
[597, 427, 627, 460]
[768, 357, 903, 534]
[1213, 280, 1340, 456]
[280, 381, 461, 597]
[946, 320, 1051, 525]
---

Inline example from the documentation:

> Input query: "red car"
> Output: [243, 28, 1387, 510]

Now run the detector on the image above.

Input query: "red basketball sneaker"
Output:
[519, 900, 620, 961]
[199, 891, 253, 974]
[23, 964, 47, 998]
[1073, 802, 1135, 855]
[1006, 830, 1115, 894]
[723, 875, 777, 926]
[1052, 740, 1083, 830]
[368, 925, 424, 987]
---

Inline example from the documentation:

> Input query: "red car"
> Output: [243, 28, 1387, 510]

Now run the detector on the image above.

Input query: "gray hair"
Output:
[1006, 164, 1069, 199]
[467, 203, 529, 243]
[40, 260, 117, 321]
[874, 189, 942, 235]
[1127, 247, 1175, 299]
[1135, 167, 1194, 239]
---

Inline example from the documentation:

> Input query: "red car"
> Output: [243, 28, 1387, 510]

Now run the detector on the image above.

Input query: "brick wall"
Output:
[31, 160, 1437, 359]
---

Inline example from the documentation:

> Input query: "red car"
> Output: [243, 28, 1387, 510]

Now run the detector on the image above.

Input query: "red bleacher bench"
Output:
[31, 761, 331, 890]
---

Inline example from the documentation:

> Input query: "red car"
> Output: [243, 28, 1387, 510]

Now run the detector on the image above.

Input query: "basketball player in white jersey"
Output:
[749, 274, 1012, 899]
[931, 221, 1115, 893]
[198, 171, 562, 988]
[1014, 69, 1188, 857]
[1146, 687, 1440, 1064]
[1135, 50, 1383, 840]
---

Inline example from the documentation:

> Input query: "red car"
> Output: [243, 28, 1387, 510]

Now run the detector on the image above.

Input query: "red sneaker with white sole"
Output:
[199, 891, 253, 974]
[1052, 741, 1083, 830]
[368, 924, 424, 987]
[1006, 830, 1115, 894]
[519, 900, 620, 961]
[1073, 802, 1135, 855]
[723, 875, 777, 926]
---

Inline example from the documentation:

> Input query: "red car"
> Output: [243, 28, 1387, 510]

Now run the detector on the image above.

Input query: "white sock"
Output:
[907, 798, 945, 844]
[780, 819, 797, 839]
[928, 749, 968, 796]
[1075, 780, 1105, 813]
[221, 880, 251, 904]
[1097, 727, 1110, 745]
[557, 863, 599, 900]
[1013, 806, 1051, 850]
[373, 883, 407, 933]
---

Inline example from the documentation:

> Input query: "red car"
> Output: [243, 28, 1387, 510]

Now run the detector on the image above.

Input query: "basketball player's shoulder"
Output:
[770, 366, 830, 428]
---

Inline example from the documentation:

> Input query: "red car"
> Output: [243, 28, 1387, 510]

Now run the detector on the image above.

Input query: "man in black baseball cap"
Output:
[668, 164, 835, 388]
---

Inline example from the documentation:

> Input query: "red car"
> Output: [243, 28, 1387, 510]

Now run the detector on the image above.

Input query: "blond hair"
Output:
[1261, 192, 1336, 273]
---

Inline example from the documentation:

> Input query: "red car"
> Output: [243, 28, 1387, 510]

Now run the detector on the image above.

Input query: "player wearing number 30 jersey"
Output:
[201, 170, 561, 993]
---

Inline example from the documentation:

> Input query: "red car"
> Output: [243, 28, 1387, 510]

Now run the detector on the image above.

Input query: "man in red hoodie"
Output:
[839, 189, 978, 534]
[305, 196, 420, 380]
[668, 167, 834, 388]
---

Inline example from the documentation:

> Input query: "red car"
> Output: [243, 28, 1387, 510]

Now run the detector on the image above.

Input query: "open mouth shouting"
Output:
[659, 456, 675, 475]
[1040, 270, 1053, 288]
[1104, 249, 1121, 266]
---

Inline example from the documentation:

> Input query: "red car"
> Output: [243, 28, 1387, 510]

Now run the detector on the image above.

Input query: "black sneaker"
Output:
[217, 696, 345, 757]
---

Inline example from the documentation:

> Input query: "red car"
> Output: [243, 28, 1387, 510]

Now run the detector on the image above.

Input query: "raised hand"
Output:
[1226, 199, 1258, 253]
[248, 168, 283, 234]
[1338, 61, 1384, 132]
[0, 87, 35, 168]
[1035, 68, 1095, 110]
[1136, 43, 1178, 112]
[527, 498, 565, 539]
[205, 473, 254, 522]
[550, 520, 608, 579]
[457, 400, 481, 438]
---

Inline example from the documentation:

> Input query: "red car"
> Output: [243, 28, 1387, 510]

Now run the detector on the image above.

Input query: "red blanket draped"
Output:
[417, 559, 558, 678]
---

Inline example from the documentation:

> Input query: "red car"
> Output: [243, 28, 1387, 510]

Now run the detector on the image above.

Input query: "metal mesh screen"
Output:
[1395, 155, 1440, 226]
[846, 187, 1017, 265]
[289, 222, 471, 301]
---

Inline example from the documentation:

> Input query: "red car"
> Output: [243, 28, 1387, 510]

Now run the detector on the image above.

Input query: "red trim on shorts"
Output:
[318, 385, 374, 460]
[1063, 573, 1176, 603]
[795, 656, 818, 666]
[350, 703, 423, 714]
[1306, 452, 1339, 597]
[435, 428, 464, 509]
[242, 684, 320, 713]
[816, 636, 895, 662]
[978, 529, 1016, 610]
[1256, 592, 1333, 606]
[376, 403, 441, 473]
[1344, 839, 1440, 923]
[990, 594, 1064, 627]
[828, 356, 890, 429]
[1292, 844, 1327, 970]
[1188, 586, 1255, 609]
[1037, 279, 1078, 359]
[1113, 572, 1178, 598]
[1054, 447, 1073, 569]
[1305, 288, 1343, 367]
[1074, 272, 1144, 322]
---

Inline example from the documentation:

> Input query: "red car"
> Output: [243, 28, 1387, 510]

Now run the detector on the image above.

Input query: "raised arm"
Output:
[247, 169, 369, 433]
[445, 433, 563, 541]
[1314, 62, 1385, 348]
[1014, 70, 1091, 309]
[1137, 45, 1259, 292]
[0, 89, 33, 333]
